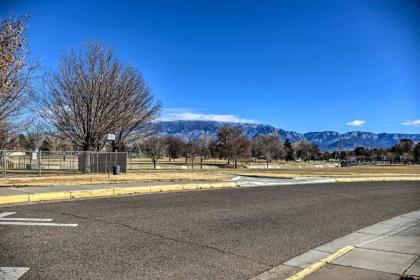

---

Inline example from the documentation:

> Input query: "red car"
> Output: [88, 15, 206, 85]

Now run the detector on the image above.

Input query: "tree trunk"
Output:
[81, 152, 91, 173]
[234, 159, 237, 169]
[153, 158, 156, 169]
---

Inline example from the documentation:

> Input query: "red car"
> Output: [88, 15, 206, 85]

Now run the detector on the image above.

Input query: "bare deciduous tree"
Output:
[0, 15, 36, 148]
[23, 124, 44, 151]
[231, 134, 251, 168]
[39, 42, 161, 151]
[254, 132, 282, 168]
[142, 136, 167, 169]
[217, 126, 251, 168]
[217, 126, 237, 165]
[165, 136, 184, 161]
[295, 141, 320, 161]
[197, 135, 212, 168]
[0, 120, 15, 148]
[182, 138, 200, 169]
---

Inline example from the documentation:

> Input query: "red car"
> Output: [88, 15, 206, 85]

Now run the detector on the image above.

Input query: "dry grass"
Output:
[0, 170, 233, 187]
[1, 163, 419, 188]
[231, 165, 420, 178]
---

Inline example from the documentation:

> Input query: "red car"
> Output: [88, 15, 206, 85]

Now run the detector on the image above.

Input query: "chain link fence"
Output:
[0, 150, 129, 178]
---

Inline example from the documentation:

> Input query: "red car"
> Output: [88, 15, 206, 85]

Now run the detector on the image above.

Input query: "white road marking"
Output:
[0, 212, 16, 218]
[0, 218, 53, 222]
[0, 267, 30, 280]
[233, 175, 337, 188]
[0, 221, 78, 227]
[230, 176, 241, 181]
[0, 212, 78, 227]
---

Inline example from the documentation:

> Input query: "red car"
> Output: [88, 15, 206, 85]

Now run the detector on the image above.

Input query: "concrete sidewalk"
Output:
[253, 210, 420, 280]
[307, 210, 420, 279]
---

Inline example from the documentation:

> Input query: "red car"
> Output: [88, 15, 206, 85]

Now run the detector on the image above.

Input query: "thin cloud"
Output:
[401, 120, 420, 127]
[158, 108, 257, 123]
[346, 120, 366, 127]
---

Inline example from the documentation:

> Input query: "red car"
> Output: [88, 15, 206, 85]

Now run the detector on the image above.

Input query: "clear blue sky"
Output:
[2, 0, 419, 133]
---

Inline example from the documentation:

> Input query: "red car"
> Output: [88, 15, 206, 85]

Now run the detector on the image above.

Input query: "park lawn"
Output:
[231, 165, 420, 178]
[0, 170, 234, 187]
[0, 164, 419, 187]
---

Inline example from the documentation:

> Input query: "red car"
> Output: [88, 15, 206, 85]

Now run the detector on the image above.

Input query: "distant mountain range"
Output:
[155, 120, 420, 151]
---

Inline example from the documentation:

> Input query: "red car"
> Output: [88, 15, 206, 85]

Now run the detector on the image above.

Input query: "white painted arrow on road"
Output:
[0, 212, 78, 227]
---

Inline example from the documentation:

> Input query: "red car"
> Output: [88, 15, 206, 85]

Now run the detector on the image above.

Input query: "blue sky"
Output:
[2, 0, 419, 133]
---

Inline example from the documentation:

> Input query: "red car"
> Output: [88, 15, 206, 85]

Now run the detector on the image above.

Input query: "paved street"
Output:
[1, 181, 419, 279]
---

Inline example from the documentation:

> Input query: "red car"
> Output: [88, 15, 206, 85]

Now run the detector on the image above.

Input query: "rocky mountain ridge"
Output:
[156, 120, 420, 151]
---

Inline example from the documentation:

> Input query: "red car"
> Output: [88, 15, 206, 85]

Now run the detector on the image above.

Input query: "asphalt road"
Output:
[1, 181, 420, 279]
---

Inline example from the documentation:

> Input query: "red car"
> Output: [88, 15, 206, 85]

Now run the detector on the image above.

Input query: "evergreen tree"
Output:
[284, 139, 294, 161]
[414, 143, 420, 163]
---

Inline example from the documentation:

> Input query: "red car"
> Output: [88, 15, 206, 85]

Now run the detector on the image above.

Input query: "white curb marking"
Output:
[0, 267, 30, 280]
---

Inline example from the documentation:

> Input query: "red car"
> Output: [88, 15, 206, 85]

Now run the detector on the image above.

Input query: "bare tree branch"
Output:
[38, 42, 161, 151]
[0, 15, 36, 148]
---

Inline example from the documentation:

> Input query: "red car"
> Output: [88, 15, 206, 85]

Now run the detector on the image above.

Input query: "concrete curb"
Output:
[0, 176, 418, 206]
[335, 176, 420, 183]
[0, 182, 239, 205]
[285, 246, 355, 280]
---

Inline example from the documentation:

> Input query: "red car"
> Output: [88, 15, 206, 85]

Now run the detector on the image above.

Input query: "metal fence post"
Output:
[38, 149, 42, 176]
[107, 151, 110, 179]
[2, 149, 6, 178]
